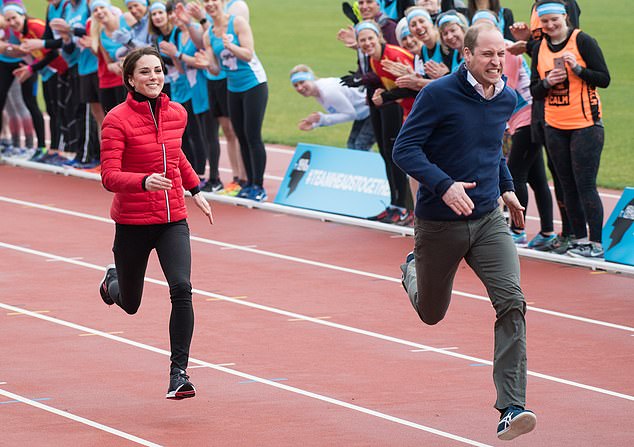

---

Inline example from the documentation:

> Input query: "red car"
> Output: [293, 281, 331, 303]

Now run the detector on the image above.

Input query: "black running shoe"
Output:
[166, 368, 196, 400]
[99, 264, 117, 305]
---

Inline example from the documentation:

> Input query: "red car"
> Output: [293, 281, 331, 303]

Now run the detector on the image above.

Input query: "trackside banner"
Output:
[603, 187, 634, 266]
[274, 143, 390, 218]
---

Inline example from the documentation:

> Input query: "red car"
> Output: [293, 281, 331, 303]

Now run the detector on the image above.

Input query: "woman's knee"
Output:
[169, 280, 192, 302]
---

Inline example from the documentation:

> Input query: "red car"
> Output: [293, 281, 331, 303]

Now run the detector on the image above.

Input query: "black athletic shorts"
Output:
[79, 72, 100, 104]
[207, 78, 229, 118]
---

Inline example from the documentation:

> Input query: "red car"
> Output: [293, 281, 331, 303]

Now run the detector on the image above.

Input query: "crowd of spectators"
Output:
[0, 0, 611, 257]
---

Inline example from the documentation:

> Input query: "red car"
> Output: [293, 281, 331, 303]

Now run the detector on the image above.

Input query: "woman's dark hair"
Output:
[122, 46, 166, 92]
[468, 0, 501, 15]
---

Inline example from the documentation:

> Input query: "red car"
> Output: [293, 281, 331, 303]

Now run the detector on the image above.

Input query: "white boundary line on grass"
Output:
[0, 302, 492, 447]
[1, 241, 633, 403]
[1, 156, 632, 275]
[1, 195, 633, 333]
[0, 388, 162, 447]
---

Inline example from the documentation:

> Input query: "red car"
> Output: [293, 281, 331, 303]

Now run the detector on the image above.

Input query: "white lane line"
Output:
[1, 242, 633, 403]
[0, 303, 492, 447]
[219, 167, 283, 182]
[0, 195, 632, 334]
[0, 388, 162, 447]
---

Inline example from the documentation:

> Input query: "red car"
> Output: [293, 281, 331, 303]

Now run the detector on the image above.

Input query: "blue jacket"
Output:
[393, 65, 516, 221]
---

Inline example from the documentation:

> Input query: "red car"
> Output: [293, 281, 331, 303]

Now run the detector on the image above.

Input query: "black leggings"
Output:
[507, 125, 554, 233]
[370, 102, 409, 209]
[108, 219, 194, 371]
[200, 111, 221, 182]
[180, 100, 207, 176]
[545, 125, 605, 243]
[228, 82, 268, 187]
[99, 85, 127, 115]
[0, 62, 45, 148]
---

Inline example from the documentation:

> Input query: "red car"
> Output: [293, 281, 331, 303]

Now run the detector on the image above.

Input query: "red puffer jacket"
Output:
[101, 92, 200, 225]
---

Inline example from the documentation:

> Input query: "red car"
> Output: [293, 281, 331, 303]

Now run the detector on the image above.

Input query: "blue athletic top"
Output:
[168, 31, 194, 104]
[60, 0, 91, 68]
[100, 15, 129, 61]
[378, 0, 398, 20]
[47, 0, 67, 22]
[203, 16, 226, 82]
[0, 22, 21, 63]
[209, 15, 266, 93]
[420, 42, 443, 64]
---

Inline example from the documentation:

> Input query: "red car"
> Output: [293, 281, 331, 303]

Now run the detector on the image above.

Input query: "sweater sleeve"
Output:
[575, 32, 610, 88]
[392, 88, 454, 197]
[317, 85, 357, 127]
[100, 113, 148, 193]
[499, 156, 514, 193]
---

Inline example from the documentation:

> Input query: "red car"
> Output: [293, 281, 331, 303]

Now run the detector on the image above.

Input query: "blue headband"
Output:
[149, 2, 167, 12]
[355, 21, 380, 37]
[406, 9, 432, 25]
[290, 72, 315, 85]
[126, 0, 148, 6]
[438, 15, 462, 28]
[536, 3, 567, 16]
[90, 0, 111, 13]
[400, 27, 411, 41]
[3, 3, 26, 15]
[471, 10, 498, 25]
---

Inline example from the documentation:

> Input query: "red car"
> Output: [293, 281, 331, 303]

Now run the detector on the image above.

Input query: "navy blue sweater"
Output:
[393, 65, 516, 221]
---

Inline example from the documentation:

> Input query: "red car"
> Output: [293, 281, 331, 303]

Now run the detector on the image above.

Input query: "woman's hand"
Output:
[372, 88, 384, 107]
[107, 61, 122, 76]
[381, 59, 412, 77]
[337, 26, 357, 48]
[12, 64, 33, 83]
[144, 173, 172, 191]
[395, 73, 423, 90]
[298, 112, 320, 131]
[561, 51, 578, 70]
[193, 193, 214, 225]
[546, 67, 567, 86]
[423, 60, 449, 79]
[159, 41, 178, 57]
[509, 22, 530, 42]
[20, 38, 45, 53]
[506, 40, 526, 56]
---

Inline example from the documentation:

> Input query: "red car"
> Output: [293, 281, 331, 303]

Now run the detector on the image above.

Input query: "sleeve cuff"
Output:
[141, 175, 149, 191]
[188, 185, 201, 196]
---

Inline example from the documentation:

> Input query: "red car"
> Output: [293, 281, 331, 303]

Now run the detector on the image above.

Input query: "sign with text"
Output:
[274, 143, 390, 218]
[603, 187, 634, 266]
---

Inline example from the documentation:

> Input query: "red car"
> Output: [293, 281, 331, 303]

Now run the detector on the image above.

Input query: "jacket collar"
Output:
[125, 91, 169, 114]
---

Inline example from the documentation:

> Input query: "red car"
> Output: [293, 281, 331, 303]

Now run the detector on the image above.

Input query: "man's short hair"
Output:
[464, 22, 500, 53]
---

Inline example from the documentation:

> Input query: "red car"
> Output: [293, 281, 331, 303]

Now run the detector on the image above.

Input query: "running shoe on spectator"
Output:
[248, 185, 268, 202]
[29, 148, 48, 162]
[237, 184, 254, 199]
[368, 207, 391, 221]
[393, 209, 414, 226]
[166, 368, 196, 400]
[99, 264, 117, 306]
[202, 179, 224, 193]
[567, 242, 604, 259]
[527, 233, 557, 249]
[510, 230, 527, 246]
[497, 406, 536, 440]
[534, 234, 574, 254]
[219, 181, 241, 196]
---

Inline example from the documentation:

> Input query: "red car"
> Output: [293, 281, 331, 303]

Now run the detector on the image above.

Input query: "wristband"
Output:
[175, 50, 182, 59]
[199, 18, 207, 26]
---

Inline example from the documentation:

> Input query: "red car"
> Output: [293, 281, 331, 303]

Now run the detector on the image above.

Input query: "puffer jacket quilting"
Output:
[101, 92, 199, 225]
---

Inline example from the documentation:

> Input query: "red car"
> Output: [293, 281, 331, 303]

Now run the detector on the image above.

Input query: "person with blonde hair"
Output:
[290, 64, 374, 151]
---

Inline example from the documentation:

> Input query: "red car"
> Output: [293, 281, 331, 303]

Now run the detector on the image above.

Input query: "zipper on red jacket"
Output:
[148, 101, 171, 223]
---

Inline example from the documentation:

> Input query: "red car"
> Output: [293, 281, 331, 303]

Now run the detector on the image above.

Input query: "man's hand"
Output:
[502, 191, 525, 229]
[441, 182, 476, 216]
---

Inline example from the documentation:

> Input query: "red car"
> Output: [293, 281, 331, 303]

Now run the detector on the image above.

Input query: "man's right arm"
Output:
[392, 88, 454, 197]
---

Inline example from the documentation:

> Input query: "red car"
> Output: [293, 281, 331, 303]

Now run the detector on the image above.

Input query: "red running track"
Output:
[0, 163, 633, 446]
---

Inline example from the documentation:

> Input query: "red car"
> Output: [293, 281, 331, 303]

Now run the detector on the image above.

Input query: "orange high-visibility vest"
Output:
[537, 29, 602, 130]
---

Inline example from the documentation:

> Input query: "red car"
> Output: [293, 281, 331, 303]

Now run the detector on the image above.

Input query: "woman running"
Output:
[99, 46, 213, 399]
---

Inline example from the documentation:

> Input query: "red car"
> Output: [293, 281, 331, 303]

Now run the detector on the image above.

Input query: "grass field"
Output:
[22, 0, 633, 188]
